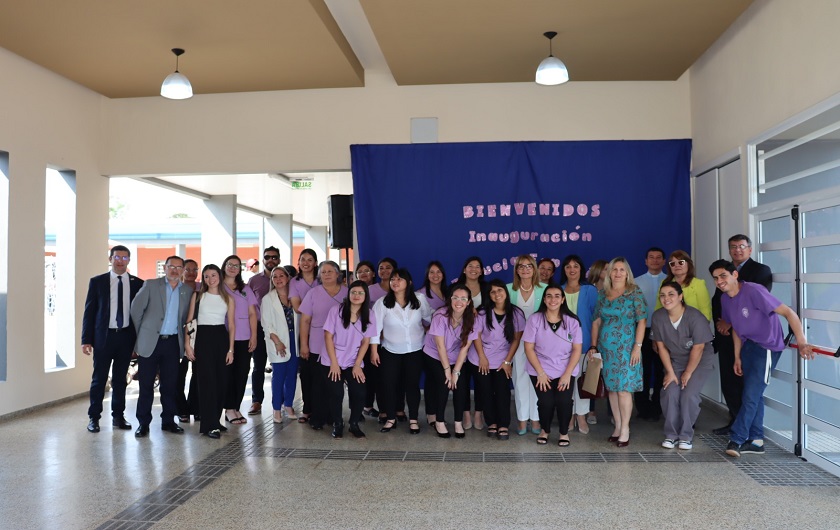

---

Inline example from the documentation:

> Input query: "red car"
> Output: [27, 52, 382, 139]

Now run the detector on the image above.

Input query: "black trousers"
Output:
[716, 334, 743, 422]
[224, 340, 252, 410]
[462, 364, 484, 414]
[250, 326, 268, 404]
[379, 348, 423, 421]
[195, 325, 229, 434]
[299, 352, 320, 416]
[474, 362, 511, 429]
[634, 332, 663, 419]
[531, 375, 575, 435]
[423, 354, 467, 421]
[309, 356, 333, 427]
[326, 367, 366, 425]
[363, 349, 381, 411]
[136, 335, 180, 427]
[88, 327, 133, 420]
[176, 357, 200, 417]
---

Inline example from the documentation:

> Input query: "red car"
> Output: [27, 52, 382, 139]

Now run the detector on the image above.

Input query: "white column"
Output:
[304, 226, 328, 263]
[175, 243, 187, 259]
[201, 195, 237, 266]
[266, 214, 293, 265]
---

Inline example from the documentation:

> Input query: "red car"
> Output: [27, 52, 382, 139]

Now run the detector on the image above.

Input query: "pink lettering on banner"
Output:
[591, 204, 600, 217]
[488, 205, 497, 217]
[476, 205, 485, 217]
[514, 203, 525, 215]
[577, 204, 588, 216]
[464, 206, 474, 219]
[539, 203, 550, 215]
[563, 204, 574, 216]
[552, 204, 561, 216]
[500, 204, 511, 216]
[528, 203, 537, 216]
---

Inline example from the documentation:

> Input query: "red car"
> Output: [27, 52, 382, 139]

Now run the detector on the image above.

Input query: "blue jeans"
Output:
[729, 340, 781, 445]
[271, 355, 299, 410]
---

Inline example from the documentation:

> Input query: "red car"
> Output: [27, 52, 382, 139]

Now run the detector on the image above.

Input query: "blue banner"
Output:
[351, 140, 691, 283]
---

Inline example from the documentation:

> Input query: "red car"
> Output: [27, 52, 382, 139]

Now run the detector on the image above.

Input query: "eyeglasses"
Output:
[112, 256, 130, 262]
[517, 264, 534, 269]
[451, 296, 470, 302]
[389, 277, 405, 282]
[729, 243, 749, 250]
[349, 290, 366, 296]
[166, 265, 184, 271]
[183, 268, 198, 273]
[225, 263, 241, 269]
[263, 255, 280, 261]
[668, 259, 687, 267]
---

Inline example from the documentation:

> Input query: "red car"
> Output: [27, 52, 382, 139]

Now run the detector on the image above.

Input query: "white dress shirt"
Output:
[371, 293, 432, 353]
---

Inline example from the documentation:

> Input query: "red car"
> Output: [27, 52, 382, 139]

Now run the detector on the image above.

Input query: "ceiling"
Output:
[0, 0, 754, 98]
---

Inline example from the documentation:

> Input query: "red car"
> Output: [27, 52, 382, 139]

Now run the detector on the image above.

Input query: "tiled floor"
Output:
[3, 379, 840, 530]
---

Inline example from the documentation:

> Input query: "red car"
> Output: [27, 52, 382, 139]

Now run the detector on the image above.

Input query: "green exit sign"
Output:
[291, 181, 312, 190]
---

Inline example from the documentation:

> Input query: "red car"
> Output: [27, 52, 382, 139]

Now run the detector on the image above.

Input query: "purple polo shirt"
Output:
[289, 277, 318, 304]
[368, 283, 388, 303]
[248, 272, 272, 303]
[224, 284, 260, 341]
[522, 313, 582, 379]
[322, 305, 378, 369]
[299, 284, 348, 355]
[423, 308, 479, 365]
[468, 310, 526, 368]
[721, 281, 785, 351]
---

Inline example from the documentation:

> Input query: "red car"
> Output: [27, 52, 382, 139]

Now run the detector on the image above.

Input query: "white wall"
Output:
[689, 0, 840, 169]
[0, 47, 106, 416]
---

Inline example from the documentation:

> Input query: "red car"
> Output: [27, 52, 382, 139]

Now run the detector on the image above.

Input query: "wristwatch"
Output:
[503, 361, 512, 366]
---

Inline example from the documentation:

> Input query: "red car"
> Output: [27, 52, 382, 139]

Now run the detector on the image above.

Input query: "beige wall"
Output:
[0, 47, 107, 415]
[690, 0, 840, 169]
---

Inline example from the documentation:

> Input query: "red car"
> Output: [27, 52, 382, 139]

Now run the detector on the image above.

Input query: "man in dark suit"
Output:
[130, 255, 192, 437]
[81, 245, 144, 433]
[711, 234, 773, 435]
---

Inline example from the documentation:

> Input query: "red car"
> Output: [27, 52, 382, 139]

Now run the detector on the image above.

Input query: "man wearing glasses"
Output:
[247, 246, 281, 415]
[130, 256, 193, 437]
[82, 245, 144, 433]
[710, 235, 772, 435]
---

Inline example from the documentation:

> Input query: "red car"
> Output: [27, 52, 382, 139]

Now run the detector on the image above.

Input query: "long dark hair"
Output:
[446, 283, 476, 348]
[482, 279, 523, 343]
[355, 260, 376, 285]
[383, 268, 420, 310]
[536, 285, 580, 330]
[221, 255, 246, 293]
[559, 254, 588, 285]
[457, 256, 486, 284]
[340, 280, 371, 332]
[422, 260, 449, 299]
[663, 249, 696, 286]
[295, 248, 319, 283]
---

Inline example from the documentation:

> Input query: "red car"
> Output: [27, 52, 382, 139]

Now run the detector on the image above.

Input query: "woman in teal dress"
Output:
[589, 257, 647, 448]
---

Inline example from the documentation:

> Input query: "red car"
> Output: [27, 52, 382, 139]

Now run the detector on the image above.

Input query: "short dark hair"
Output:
[708, 259, 737, 275]
[646, 247, 665, 259]
[263, 246, 280, 256]
[728, 234, 752, 246]
[184, 259, 198, 267]
[110, 245, 130, 258]
[164, 255, 184, 266]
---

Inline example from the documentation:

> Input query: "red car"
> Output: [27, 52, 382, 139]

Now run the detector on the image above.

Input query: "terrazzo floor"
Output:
[2, 376, 839, 530]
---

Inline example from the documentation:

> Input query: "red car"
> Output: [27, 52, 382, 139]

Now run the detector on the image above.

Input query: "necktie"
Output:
[116, 275, 124, 328]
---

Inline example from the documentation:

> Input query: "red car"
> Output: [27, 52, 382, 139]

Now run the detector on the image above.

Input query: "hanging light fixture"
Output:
[535, 31, 569, 86]
[160, 48, 193, 99]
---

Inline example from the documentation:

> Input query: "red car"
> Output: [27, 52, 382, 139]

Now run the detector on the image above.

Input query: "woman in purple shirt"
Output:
[289, 248, 319, 313]
[221, 255, 259, 426]
[418, 260, 449, 313]
[368, 257, 397, 304]
[470, 279, 525, 440]
[422, 284, 478, 438]
[523, 285, 583, 447]
[299, 260, 348, 429]
[323, 280, 377, 439]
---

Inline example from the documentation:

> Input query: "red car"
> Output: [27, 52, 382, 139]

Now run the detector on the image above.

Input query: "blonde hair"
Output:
[603, 256, 638, 292]
[512, 254, 542, 291]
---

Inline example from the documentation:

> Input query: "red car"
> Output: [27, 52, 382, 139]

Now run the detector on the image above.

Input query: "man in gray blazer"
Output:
[130, 255, 193, 437]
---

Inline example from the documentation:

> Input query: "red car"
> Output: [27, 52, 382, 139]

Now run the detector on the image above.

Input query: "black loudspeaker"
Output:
[328, 194, 354, 249]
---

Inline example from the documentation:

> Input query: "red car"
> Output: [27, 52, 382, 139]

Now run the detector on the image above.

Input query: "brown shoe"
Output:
[248, 402, 262, 416]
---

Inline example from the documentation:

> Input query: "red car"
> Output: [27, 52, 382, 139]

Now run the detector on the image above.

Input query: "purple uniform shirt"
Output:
[290, 276, 317, 304]
[224, 284, 259, 341]
[522, 313, 582, 379]
[721, 281, 785, 351]
[418, 288, 446, 312]
[423, 308, 479, 365]
[299, 284, 349, 354]
[467, 310, 526, 368]
[322, 305, 378, 369]
[248, 272, 272, 303]
[368, 283, 388, 303]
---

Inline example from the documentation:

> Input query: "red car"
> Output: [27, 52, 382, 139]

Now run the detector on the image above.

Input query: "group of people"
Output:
[83, 235, 815, 455]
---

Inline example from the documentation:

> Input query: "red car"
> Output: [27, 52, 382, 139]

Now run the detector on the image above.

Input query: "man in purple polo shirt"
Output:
[709, 259, 814, 457]
[247, 246, 281, 415]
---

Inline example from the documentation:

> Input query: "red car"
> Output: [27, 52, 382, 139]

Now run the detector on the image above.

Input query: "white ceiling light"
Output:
[535, 31, 569, 86]
[160, 48, 193, 99]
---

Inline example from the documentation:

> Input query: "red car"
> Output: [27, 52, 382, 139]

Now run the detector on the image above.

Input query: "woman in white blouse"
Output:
[260, 266, 299, 423]
[371, 268, 432, 435]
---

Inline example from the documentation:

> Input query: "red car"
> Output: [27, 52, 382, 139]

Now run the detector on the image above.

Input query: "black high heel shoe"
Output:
[380, 419, 397, 433]
[332, 422, 344, 439]
[435, 421, 451, 438]
[409, 420, 420, 434]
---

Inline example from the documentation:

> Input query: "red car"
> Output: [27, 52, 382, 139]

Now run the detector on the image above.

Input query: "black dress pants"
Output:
[423, 354, 467, 421]
[224, 340, 252, 410]
[88, 327, 133, 420]
[379, 348, 423, 421]
[177, 357, 200, 418]
[250, 326, 268, 404]
[531, 375, 575, 435]
[474, 361, 511, 429]
[634, 333, 663, 419]
[716, 334, 743, 422]
[136, 335, 180, 427]
[196, 325, 229, 434]
[326, 367, 366, 425]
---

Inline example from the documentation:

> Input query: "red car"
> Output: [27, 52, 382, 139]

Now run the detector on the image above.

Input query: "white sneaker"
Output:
[661, 438, 676, 449]
[678, 440, 693, 450]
